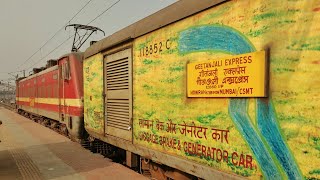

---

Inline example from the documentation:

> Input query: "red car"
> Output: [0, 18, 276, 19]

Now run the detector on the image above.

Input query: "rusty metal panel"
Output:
[84, 0, 227, 59]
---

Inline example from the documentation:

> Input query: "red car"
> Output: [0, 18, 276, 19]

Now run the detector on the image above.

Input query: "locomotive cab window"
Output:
[62, 60, 71, 80]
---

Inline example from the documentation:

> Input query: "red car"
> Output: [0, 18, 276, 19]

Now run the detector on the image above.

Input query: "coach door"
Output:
[59, 57, 70, 122]
[104, 48, 132, 141]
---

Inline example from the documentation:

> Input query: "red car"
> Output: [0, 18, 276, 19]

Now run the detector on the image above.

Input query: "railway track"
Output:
[0, 102, 15, 110]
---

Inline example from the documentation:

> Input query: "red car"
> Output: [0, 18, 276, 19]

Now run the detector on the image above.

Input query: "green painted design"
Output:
[168, 93, 183, 99]
[135, 68, 148, 75]
[247, 26, 270, 37]
[144, 110, 156, 119]
[274, 99, 292, 105]
[196, 112, 224, 124]
[142, 84, 153, 90]
[287, 36, 320, 51]
[276, 20, 296, 26]
[309, 169, 320, 175]
[142, 59, 161, 65]
[253, 10, 300, 22]
[137, 42, 147, 50]
[278, 113, 313, 123]
[311, 137, 320, 151]
[147, 92, 164, 100]
[253, 12, 278, 21]
[162, 48, 179, 55]
[270, 57, 300, 66]
[159, 76, 181, 83]
[273, 68, 295, 73]
[169, 66, 184, 72]
[284, 129, 299, 141]
[205, 5, 231, 20]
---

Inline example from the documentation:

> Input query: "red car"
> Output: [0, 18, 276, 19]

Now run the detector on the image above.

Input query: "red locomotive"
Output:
[16, 53, 84, 140]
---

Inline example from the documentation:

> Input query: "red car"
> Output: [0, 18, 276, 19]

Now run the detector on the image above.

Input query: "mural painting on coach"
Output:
[83, 53, 104, 134]
[133, 0, 319, 179]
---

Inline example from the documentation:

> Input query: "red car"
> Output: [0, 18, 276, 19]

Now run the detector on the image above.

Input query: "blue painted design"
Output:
[178, 25, 302, 179]
[228, 99, 282, 179]
[257, 100, 303, 179]
[179, 25, 254, 54]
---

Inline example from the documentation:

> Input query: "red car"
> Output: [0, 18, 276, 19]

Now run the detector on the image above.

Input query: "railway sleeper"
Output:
[140, 158, 197, 180]
[86, 136, 198, 180]
[85, 137, 126, 164]
[50, 120, 59, 129]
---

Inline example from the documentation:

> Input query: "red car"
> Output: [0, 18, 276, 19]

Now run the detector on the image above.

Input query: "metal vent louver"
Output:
[106, 57, 130, 130]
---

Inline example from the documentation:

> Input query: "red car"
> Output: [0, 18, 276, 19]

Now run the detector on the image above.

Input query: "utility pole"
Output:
[7, 81, 10, 101]
[0, 80, 2, 101]
[0, 81, 3, 101]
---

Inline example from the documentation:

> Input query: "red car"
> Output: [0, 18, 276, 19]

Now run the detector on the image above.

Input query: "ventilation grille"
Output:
[106, 58, 129, 90]
[106, 99, 130, 130]
[106, 56, 130, 131]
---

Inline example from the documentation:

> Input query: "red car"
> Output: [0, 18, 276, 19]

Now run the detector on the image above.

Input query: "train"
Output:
[15, 0, 319, 179]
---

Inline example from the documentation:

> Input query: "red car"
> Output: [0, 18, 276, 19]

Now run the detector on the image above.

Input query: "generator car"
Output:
[16, 0, 320, 179]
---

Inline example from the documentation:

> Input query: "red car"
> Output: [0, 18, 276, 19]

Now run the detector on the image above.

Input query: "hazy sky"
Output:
[0, 0, 177, 81]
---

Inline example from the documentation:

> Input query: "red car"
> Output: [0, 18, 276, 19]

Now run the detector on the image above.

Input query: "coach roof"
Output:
[84, 0, 226, 59]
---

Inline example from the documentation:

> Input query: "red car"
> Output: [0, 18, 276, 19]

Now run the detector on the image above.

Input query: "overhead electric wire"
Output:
[20, 0, 121, 72]
[24, 35, 75, 70]
[87, 0, 120, 25]
[15, 0, 94, 71]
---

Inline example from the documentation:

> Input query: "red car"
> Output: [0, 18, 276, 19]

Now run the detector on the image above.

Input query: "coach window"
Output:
[63, 61, 71, 80]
